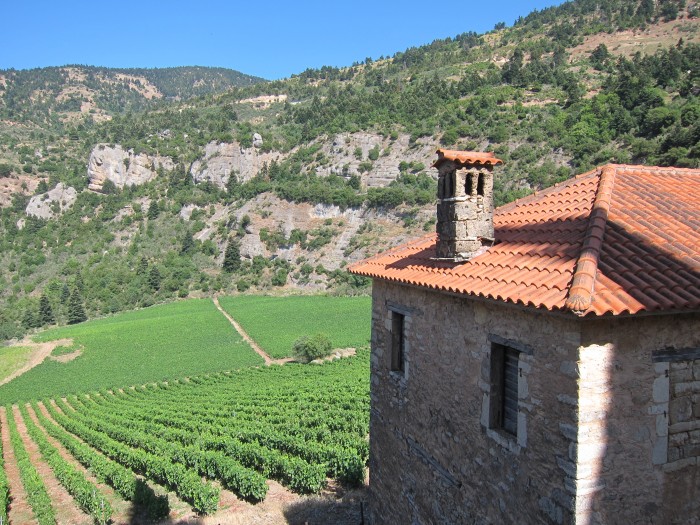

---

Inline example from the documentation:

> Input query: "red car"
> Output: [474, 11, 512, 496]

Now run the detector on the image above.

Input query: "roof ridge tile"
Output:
[565, 166, 616, 315]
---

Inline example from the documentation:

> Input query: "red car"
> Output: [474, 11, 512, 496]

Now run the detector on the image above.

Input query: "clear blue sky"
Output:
[3, 0, 564, 80]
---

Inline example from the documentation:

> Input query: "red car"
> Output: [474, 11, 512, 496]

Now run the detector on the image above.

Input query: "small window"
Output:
[391, 312, 405, 372]
[477, 173, 485, 196]
[489, 343, 519, 436]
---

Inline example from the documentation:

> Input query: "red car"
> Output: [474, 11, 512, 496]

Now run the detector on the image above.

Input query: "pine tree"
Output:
[136, 256, 149, 275]
[148, 266, 161, 291]
[60, 283, 70, 304]
[67, 288, 87, 325]
[222, 240, 241, 273]
[147, 199, 160, 220]
[39, 294, 55, 326]
[22, 307, 40, 329]
[181, 230, 195, 255]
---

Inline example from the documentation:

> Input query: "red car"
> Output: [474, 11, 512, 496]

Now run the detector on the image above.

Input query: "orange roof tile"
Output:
[348, 164, 700, 317]
[433, 149, 503, 168]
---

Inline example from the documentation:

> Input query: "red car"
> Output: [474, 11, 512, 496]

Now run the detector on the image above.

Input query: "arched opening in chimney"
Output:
[466, 172, 474, 196]
[477, 173, 485, 196]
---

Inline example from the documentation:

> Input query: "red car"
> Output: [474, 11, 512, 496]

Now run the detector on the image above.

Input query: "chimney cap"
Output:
[433, 149, 503, 169]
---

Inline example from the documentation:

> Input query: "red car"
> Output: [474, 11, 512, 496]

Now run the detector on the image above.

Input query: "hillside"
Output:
[0, 0, 699, 341]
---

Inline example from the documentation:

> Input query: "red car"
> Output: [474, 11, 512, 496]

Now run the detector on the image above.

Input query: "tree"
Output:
[148, 266, 161, 291]
[147, 199, 160, 220]
[39, 294, 55, 325]
[136, 256, 149, 275]
[222, 240, 241, 273]
[22, 307, 41, 329]
[67, 288, 87, 325]
[180, 230, 195, 255]
[60, 283, 70, 304]
[292, 333, 333, 362]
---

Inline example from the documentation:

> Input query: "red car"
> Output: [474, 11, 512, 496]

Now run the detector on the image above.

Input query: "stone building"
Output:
[348, 150, 700, 524]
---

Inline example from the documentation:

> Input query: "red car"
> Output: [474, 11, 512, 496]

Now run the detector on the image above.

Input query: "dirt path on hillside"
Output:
[0, 406, 38, 524]
[212, 297, 293, 366]
[11, 404, 92, 524]
[0, 338, 75, 387]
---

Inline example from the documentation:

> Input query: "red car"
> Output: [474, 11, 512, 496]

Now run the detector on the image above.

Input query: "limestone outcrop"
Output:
[87, 144, 174, 192]
[314, 132, 437, 187]
[25, 183, 78, 219]
[190, 141, 282, 189]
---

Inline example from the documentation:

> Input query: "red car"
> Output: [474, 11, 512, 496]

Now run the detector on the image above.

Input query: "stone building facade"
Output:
[349, 152, 700, 524]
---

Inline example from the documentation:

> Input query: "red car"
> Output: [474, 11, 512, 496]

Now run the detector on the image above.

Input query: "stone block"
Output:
[656, 413, 668, 437]
[674, 380, 700, 396]
[538, 497, 564, 525]
[560, 361, 579, 378]
[653, 375, 670, 403]
[654, 361, 670, 375]
[652, 435, 668, 465]
[669, 397, 693, 424]
[663, 456, 697, 472]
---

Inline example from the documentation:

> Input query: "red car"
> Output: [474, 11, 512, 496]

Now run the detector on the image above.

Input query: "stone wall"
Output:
[368, 280, 700, 524]
[578, 315, 700, 524]
[369, 280, 582, 524]
[668, 359, 700, 465]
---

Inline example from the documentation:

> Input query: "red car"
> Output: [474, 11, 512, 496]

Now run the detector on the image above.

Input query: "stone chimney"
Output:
[433, 149, 503, 261]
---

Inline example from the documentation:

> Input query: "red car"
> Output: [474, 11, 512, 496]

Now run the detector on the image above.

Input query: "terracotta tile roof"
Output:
[433, 149, 503, 168]
[348, 164, 700, 317]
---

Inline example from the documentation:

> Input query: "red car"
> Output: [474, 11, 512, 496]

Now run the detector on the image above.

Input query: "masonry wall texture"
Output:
[368, 279, 700, 524]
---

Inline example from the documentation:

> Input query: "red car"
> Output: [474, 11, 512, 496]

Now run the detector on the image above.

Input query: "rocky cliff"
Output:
[87, 144, 174, 192]
[25, 183, 78, 219]
[190, 141, 283, 188]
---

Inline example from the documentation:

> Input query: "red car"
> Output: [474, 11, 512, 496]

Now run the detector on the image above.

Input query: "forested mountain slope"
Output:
[0, 0, 698, 341]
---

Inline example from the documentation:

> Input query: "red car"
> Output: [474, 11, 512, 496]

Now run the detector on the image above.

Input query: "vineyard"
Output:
[218, 295, 372, 358]
[0, 295, 371, 523]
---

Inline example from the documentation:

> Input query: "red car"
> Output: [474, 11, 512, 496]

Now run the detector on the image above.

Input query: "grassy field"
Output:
[0, 346, 35, 383]
[0, 299, 263, 404]
[218, 295, 372, 358]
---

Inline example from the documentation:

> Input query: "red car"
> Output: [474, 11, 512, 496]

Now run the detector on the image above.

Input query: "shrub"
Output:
[292, 333, 333, 362]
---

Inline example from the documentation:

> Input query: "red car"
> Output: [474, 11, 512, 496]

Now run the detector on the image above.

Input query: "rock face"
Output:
[253, 133, 263, 148]
[87, 144, 174, 192]
[25, 183, 78, 219]
[190, 141, 282, 189]
[314, 132, 437, 187]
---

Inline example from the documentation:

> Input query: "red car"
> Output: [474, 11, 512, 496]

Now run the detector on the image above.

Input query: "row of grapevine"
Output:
[61, 396, 271, 501]
[5, 408, 55, 525]
[88, 389, 366, 485]
[18, 404, 113, 524]
[46, 400, 220, 514]
[30, 401, 170, 521]
[19, 349, 370, 517]
[0, 413, 9, 524]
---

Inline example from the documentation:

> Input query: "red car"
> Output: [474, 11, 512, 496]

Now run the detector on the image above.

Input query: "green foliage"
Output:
[0, 299, 263, 404]
[67, 287, 87, 324]
[218, 295, 371, 359]
[42, 348, 369, 499]
[48, 398, 220, 514]
[31, 400, 170, 520]
[6, 408, 55, 525]
[19, 404, 113, 524]
[222, 240, 242, 273]
[0, 410, 8, 525]
[292, 333, 333, 362]
[39, 294, 55, 325]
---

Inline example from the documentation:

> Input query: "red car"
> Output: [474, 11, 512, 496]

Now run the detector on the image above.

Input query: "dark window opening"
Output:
[477, 173, 485, 196]
[391, 312, 405, 372]
[466, 173, 474, 196]
[489, 343, 519, 436]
